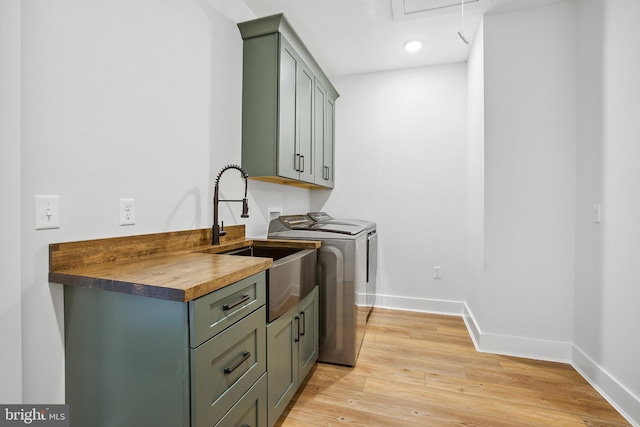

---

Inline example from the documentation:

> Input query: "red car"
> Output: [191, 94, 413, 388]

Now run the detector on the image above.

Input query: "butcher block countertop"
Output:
[49, 225, 319, 302]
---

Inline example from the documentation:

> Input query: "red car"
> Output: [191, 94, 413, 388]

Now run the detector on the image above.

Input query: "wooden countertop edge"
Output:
[48, 231, 320, 302]
[49, 256, 273, 302]
[49, 272, 187, 301]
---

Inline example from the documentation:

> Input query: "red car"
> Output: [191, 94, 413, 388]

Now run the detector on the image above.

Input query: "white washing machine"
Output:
[268, 214, 367, 367]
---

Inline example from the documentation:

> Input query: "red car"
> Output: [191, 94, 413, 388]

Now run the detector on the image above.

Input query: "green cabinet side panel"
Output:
[64, 286, 190, 427]
[241, 34, 279, 178]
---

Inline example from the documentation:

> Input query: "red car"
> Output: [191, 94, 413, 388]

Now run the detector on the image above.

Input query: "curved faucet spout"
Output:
[213, 164, 250, 245]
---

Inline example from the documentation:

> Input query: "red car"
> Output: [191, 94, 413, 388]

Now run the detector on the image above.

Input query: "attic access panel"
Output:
[391, 0, 481, 21]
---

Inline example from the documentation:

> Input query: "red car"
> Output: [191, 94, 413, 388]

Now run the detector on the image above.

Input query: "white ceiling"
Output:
[242, 0, 569, 78]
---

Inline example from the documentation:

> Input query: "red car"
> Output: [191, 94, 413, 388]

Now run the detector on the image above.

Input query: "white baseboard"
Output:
[371, 298, 639, 426]
[373, 293, 465, 316]
[462, 304, 572, 362]
[572, 345, 640, 427]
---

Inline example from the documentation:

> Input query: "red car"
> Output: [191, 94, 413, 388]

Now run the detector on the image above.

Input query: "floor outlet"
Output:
[120, 198, 135, 226]
[35, 195, 60, 230]
[433, 266, 441, 280]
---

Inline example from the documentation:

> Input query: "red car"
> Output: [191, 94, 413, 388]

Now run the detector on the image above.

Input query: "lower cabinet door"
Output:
[215, 373, 267, 427]
[191, 306, 266, 427]
[298, 286, 319, 381]
[266, 306, 299, 427]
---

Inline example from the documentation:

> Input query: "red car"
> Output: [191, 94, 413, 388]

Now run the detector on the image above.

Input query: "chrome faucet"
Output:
[212, 164, 249, 245]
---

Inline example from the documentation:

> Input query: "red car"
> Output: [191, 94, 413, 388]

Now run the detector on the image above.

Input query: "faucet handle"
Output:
[241, 198, 249, 218]
[219, 220, 227, 237]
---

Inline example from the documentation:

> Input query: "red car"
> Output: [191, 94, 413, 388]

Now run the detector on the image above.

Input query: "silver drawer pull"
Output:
[224, 351, 251, 375]
[222, 294, 250, 311]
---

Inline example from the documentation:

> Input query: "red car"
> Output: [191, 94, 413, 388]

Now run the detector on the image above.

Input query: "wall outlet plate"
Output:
[120, 198, 135, 226]
[35, 195, 60, 230]
[268, 208, 283, 222]
[592, 204, 602, 223]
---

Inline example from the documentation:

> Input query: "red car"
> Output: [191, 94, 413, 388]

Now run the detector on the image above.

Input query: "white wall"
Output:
[0, 0, 23, 403]
[472, 2, 577, 360]
[312, 64, 469, 314]
[10, 1, 640, 421]
[16, 0, 310, 403]
[574, 0, 640, 422]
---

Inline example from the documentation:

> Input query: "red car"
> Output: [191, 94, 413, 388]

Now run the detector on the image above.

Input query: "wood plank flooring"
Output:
[276, 309, 630, 427]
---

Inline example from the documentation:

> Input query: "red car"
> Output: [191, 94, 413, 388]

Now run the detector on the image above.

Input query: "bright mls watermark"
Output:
[0, 405, 69, 427]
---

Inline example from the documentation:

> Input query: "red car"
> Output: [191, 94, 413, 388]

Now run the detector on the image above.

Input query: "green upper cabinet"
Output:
[238, 14, 339, 189]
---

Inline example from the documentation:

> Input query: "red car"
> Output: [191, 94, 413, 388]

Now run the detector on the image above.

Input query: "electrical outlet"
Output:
[592, 204, 601, 223]
[268, 208, 283, 222]
[433, 266, 442, 280]
[120, 198, 135, 226]
[35, 195, 60, 230]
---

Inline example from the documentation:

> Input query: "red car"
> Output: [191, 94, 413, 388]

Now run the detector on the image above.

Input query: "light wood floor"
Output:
[276, 309, 630, 427]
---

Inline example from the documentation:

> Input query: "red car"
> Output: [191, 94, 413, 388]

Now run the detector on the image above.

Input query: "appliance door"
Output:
[366, 229, 377, 321]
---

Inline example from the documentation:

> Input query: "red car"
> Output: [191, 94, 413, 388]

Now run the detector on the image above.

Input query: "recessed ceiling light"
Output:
[404, 40, 423, 52]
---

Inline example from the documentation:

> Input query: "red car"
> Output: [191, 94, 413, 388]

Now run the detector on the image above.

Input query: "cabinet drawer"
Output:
[189, 272, 266, 347]
[191, 306, 266, 427]
[215, 373, 267, 427]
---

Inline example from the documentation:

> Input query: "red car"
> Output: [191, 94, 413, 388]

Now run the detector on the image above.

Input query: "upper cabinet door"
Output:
[314, 80, 335, 188]
[277, 40, 299, 181]
[297, 62, 314, 184]
[278, 38, 315, 184]
[325, 97, 335, 187]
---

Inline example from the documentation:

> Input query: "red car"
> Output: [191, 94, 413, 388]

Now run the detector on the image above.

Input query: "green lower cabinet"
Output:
[267, 286, 319, 427]
[64, 272, 268, 427]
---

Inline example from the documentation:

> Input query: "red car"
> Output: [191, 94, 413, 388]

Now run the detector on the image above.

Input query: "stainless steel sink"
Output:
[222, 245, 317, 322]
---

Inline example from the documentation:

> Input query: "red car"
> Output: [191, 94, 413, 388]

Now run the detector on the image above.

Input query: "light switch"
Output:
[35, 195, 60, 230]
